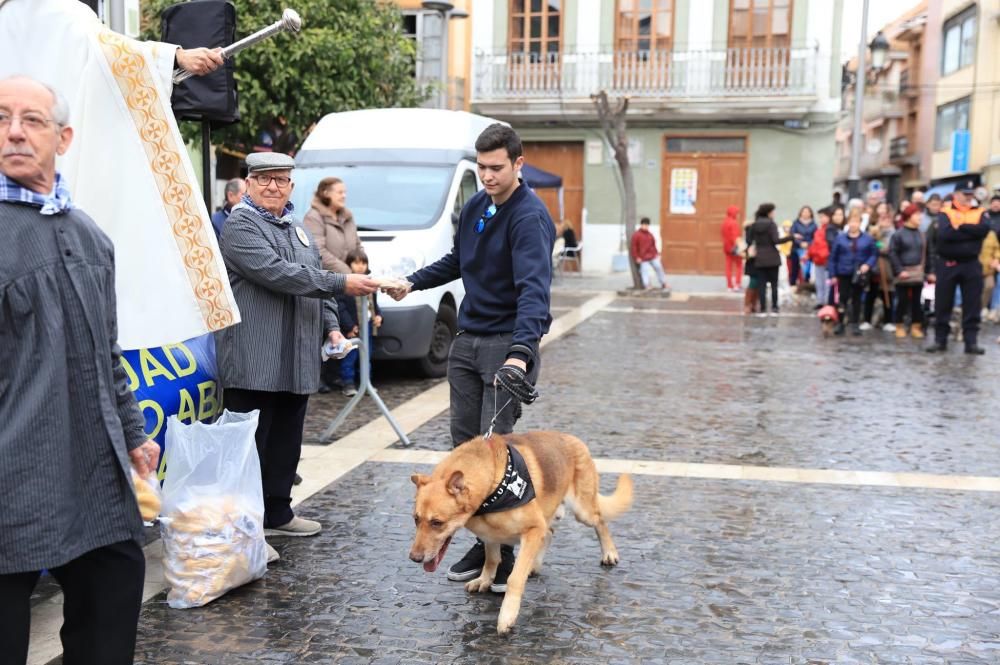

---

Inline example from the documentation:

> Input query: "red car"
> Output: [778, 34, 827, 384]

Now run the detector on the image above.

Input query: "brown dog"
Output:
[408, 431, 633, 634]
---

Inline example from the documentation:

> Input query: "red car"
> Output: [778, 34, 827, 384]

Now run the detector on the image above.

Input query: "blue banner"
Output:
[951, 129, 970, 173]
[121, 334, 221, 481]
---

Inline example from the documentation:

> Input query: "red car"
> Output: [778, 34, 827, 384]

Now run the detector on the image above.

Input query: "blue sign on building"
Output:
[951, 129, 970, 173]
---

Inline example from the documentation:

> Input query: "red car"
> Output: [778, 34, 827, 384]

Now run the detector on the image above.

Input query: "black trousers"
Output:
[837, 276, 863, 325]
[224, 388, 309, 528]
[0, 539, 144, 665]
[934, 260, 983, 346]
[895, 284, 923, 325]
[863, 279, 893, 324]
[756, 266, 780, 312]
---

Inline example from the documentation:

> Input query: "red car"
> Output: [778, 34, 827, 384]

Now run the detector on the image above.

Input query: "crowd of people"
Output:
[728, 186, 1000, 352]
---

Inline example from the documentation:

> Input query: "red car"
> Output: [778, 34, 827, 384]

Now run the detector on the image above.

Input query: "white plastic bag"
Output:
[131, 468, 161, 524]
[160, 410, 267, 609]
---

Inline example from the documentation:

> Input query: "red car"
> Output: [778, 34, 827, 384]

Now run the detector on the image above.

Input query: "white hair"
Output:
[0, 75, 70, 126]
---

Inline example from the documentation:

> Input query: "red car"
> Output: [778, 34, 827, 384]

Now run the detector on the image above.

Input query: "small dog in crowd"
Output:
[408, 431, 633, 635]
[817, 304, 839, 337]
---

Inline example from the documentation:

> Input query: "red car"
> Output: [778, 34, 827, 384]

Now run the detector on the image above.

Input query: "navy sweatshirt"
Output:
[407, 183, 555, 365]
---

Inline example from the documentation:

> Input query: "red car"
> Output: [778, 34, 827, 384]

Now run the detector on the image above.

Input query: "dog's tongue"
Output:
[422, 536, 451, 573]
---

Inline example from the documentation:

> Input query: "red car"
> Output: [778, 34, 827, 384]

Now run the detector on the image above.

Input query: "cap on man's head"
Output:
[957, 178, 977, 194]
[246, 152, 296, 173]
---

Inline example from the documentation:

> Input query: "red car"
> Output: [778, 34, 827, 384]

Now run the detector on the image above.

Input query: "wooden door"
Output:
[660, 136, 747, 274]
[522, 141, 584, 264]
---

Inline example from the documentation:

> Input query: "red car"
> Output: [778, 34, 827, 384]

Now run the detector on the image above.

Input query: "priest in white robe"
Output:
[0, 0, 241, 349]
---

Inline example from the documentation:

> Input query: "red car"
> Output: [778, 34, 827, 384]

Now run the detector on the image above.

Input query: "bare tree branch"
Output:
[591, 90, 642, 289]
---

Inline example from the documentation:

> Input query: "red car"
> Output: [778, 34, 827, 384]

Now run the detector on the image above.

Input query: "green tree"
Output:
[142, 0, 427, 152]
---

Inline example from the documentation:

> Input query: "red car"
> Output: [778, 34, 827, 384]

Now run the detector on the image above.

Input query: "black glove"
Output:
[494, 364, 538, 405]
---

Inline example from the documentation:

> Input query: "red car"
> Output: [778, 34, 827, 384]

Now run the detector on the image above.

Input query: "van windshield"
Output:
[291, 164, 454, 231]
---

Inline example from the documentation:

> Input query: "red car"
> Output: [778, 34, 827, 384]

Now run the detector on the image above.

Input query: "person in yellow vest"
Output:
[926, 179, 990, 354]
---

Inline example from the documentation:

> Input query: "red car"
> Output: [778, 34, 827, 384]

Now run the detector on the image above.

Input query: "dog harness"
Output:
[474, 444, 536, 516]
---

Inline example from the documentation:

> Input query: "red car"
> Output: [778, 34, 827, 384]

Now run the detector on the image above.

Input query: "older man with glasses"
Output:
[216, 152, 378, 540]
[0, 75, 162, 665]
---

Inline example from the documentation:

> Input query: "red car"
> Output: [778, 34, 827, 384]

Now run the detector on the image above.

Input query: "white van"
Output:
[292, 108, 499, 377]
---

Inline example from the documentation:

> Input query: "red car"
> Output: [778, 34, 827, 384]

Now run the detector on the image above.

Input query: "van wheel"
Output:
[417, 302, 457, 378]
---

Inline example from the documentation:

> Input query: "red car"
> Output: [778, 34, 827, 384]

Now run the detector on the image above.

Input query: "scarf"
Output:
[234, 193, 294, 225]
[0, 172, 74, 215]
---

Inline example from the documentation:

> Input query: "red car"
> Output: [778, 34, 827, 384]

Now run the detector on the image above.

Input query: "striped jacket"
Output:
[215, 204, 344, 394]
[0, 203, 147, 574]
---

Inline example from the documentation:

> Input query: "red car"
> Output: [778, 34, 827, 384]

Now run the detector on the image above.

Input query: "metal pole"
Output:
[847, 0, 870, 201]
[321, 295, 411, 446]
[107, 0, 125, 33]
[440, 11, 450, 109]
[201, 121, 212, 212]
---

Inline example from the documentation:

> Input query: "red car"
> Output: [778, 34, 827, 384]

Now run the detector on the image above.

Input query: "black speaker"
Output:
[161, 0, 239, 126]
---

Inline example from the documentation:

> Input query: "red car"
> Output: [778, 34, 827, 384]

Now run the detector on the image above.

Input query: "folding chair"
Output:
[556, 240, 583, 276]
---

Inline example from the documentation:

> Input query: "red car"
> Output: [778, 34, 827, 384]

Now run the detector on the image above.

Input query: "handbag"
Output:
[894, 232, 926, 286]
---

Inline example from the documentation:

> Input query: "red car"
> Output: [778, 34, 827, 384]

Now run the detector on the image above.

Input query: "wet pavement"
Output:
[55, 288, 1000, 663]
[401, 296, 1000, 477]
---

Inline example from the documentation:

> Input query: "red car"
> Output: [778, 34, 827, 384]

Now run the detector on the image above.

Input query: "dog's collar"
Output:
[474, 444, 535, 516]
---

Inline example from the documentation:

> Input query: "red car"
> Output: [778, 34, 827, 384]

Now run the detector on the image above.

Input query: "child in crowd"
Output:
[335, 249, 382, 396]
[790, 205, 817, 287]
[808, 208, 832, 308]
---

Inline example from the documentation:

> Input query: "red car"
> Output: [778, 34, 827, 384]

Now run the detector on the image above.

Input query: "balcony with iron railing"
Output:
[472, 46, 822, 118]
[862, 90, 905, 122]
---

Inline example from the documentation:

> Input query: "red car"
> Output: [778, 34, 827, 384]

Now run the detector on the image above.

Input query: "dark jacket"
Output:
[336, 291, 381, 335]
[1, 202, 147, 573]
[211, 205, 232, 239]
[825, 223, 842, 249]
[749, 216, 792, 269]
[216, 203, 343, 394]
[927, 206, 990, 273]
[407, 184, 555, 365]
[790, 218, 817, 256]
[888, 226, 925, 275]
[983, 209, 1000, 236]
[829, 231, 877, 277]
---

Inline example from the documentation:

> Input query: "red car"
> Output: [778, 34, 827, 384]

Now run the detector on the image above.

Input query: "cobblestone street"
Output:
[49, 287, 1000, 664]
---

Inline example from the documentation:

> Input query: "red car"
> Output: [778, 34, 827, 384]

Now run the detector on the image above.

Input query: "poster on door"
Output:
[670, 168, 697, 214]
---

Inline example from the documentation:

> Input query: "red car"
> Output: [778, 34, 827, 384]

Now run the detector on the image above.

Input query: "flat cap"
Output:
[246, 152, 296, 173]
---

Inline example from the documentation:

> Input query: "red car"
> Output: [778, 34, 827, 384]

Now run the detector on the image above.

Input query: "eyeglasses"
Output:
[250, 174, 292, 188]
[475, 203, 497, 234]
[0, 111, 59, 132]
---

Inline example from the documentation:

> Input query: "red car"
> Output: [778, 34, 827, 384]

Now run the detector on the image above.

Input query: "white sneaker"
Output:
[265, 516, 322, 537]
[755, 312, 767, 318]
[882, 323, 896, 332]
[342, 386, 357, 397]
[859, 322, 873, 331]
[266, 542, 280, 564]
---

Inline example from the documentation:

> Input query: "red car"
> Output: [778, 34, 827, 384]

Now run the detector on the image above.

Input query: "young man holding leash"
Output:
[385, 123, 556, 591]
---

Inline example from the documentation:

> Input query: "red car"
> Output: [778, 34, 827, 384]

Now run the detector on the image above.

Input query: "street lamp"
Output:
[421, 0, 467, 109]
[869, 31, 890, 70]
[847, 3, 893, 201]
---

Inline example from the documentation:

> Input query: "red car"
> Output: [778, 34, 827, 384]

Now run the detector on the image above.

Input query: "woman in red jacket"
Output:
[721, 205, 742, 291]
